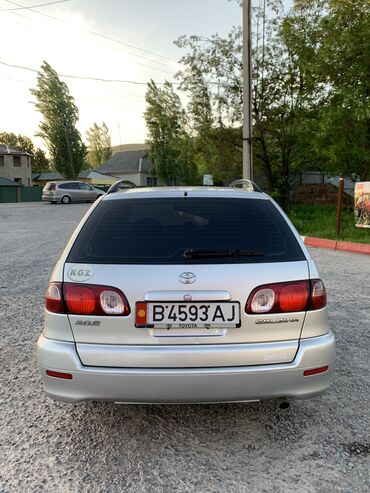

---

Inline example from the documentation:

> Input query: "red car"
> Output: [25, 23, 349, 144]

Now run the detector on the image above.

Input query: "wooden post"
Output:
[336, 178, 344, 237]
[16, 185, 22, 203]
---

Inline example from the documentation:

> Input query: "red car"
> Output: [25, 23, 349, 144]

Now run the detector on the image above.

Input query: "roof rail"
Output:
[107, 180, 136, 194]
[229, 179, 262, 192]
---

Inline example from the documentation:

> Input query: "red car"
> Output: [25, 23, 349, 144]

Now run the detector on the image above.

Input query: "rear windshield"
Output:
[44, 183, 56, 191]
[67, 197, 305, 264]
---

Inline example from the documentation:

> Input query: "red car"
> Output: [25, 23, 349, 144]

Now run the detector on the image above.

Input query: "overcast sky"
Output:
[0, 0, 243, 150]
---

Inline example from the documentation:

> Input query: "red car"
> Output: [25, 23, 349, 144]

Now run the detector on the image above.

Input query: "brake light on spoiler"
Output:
[245, 279, 326, 314]
[45, 282, 130, 316]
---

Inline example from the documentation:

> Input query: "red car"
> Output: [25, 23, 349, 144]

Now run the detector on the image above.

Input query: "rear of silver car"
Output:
[42, 181, 102, 203]
[37, 188, 335, 403]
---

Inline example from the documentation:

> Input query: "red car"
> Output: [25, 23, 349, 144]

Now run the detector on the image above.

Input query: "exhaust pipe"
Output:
[278, 400, 290, 410]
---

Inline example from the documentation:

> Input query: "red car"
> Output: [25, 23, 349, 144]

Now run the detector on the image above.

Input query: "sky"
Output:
[0, 0, 243, 151]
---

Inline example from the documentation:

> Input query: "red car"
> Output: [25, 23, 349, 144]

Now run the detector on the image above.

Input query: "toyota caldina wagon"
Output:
[37, 183, 335, 404]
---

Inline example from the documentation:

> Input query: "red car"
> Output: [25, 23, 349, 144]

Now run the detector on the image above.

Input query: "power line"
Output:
[4, 0, 178, 66]
[4, 1, 175, 76]
[0, 0, 70, 11]
[0, 60, 221, 87]
[0, 71, 147, 105]
[0, 59, 179, 85]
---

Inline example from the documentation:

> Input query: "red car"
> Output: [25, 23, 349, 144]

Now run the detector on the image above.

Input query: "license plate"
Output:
[136, 302, 240, 328]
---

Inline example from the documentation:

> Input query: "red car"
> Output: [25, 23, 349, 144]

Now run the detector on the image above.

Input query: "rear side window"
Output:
[44, 183, 56, 191]
[59, 182, 79, 190]
[67, 198, 305, 264]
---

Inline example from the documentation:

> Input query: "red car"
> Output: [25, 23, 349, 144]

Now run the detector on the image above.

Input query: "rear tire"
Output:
[61, 195, 71, 204]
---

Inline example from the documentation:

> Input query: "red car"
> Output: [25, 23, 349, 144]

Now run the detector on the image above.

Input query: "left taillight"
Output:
[45, 282, 130, 316]
[45, 282, 64, 313]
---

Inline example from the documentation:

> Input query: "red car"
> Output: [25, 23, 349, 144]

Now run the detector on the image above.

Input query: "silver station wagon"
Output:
[37, 183, 335, 405]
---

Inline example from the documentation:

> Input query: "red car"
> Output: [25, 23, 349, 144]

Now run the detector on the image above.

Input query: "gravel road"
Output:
[0, 202, 369, 493]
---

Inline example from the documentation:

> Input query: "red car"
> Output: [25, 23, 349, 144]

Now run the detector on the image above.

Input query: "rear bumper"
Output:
[37, 332, 335, 403]
[42, 195, 58, 202]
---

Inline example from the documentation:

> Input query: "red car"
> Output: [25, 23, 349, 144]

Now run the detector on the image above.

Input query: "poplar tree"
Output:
[86, 122, 112, 167]
[145, 80, 198, 184]
[30, 61, 86, 179]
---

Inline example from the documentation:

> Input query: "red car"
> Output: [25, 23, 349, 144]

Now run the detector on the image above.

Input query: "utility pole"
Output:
[243, 0, 253, 180]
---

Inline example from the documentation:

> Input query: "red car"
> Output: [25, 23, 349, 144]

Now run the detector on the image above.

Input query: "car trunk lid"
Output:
[65, 261, 308, 368]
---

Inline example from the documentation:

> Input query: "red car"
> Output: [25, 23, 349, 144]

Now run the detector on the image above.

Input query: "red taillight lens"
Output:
[246, 281, 309, 314]
[64, 284, 130, 316]
[64, 285, 96, 315]
[309, 279, 327, 310]
[246, 279, 326, 314]
[280, 282, 309, 312]
[45, 282, 130, 316]
[45, 282, 64, 313]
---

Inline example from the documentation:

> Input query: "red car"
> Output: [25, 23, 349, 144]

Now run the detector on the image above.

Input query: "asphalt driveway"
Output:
[0, 202, 369, 492]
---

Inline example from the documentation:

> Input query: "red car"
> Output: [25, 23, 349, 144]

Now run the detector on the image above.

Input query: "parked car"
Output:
[42, 181, 104, 204]
[37, 184, 335, 405]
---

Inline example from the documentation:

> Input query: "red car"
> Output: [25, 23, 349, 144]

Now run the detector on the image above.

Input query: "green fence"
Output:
[21, 186, 43, 202]
[0, 187, 17, 203]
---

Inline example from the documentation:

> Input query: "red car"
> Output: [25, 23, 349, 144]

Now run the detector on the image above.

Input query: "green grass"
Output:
[288, 203, 370, 244]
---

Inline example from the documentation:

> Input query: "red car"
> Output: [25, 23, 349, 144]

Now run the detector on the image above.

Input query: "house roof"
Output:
[97, 150, 151, 174]
[34, 171, 64, 181]
[78, 169, 116, 179]
[0, 144, 32, 156]
[33, 169, 119, 181]
[0, 176, 23, 186]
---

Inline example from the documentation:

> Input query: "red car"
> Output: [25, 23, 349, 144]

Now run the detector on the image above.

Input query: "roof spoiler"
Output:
[107, 180, 137, 194]
[229, 179, 262, 192]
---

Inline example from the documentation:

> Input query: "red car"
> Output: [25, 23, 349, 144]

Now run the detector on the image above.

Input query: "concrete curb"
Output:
[302, 236, 370, 255]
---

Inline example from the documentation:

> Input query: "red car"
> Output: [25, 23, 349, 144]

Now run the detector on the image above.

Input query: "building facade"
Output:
[0, 145, 32, 186]
[97, 149, 158, 187]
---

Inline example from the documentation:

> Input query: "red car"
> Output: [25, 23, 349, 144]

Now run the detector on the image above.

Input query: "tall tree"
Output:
[86, 122, 112, 168]
[291, 0, 370, 181]
[30, 61, 86, 179]
[0, 132, 34, 154]
[144, 80, 198, 184]
[175, 0, 322, 207]
[33, 148, 50, 173]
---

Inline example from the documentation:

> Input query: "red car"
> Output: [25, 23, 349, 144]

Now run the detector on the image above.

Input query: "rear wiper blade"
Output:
[183, 249, 265, 259]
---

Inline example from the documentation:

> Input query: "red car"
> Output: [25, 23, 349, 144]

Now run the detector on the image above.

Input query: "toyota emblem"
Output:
[179, 272, 197, 284]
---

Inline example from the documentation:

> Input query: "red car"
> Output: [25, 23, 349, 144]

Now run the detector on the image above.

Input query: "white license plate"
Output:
[145, 302, 240, 328]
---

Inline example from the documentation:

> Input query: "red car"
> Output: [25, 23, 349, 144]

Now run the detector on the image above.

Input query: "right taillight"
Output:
[45, 282, 130, 316]
[309, 279, 327, 310]
[246, 279, 326, 314]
